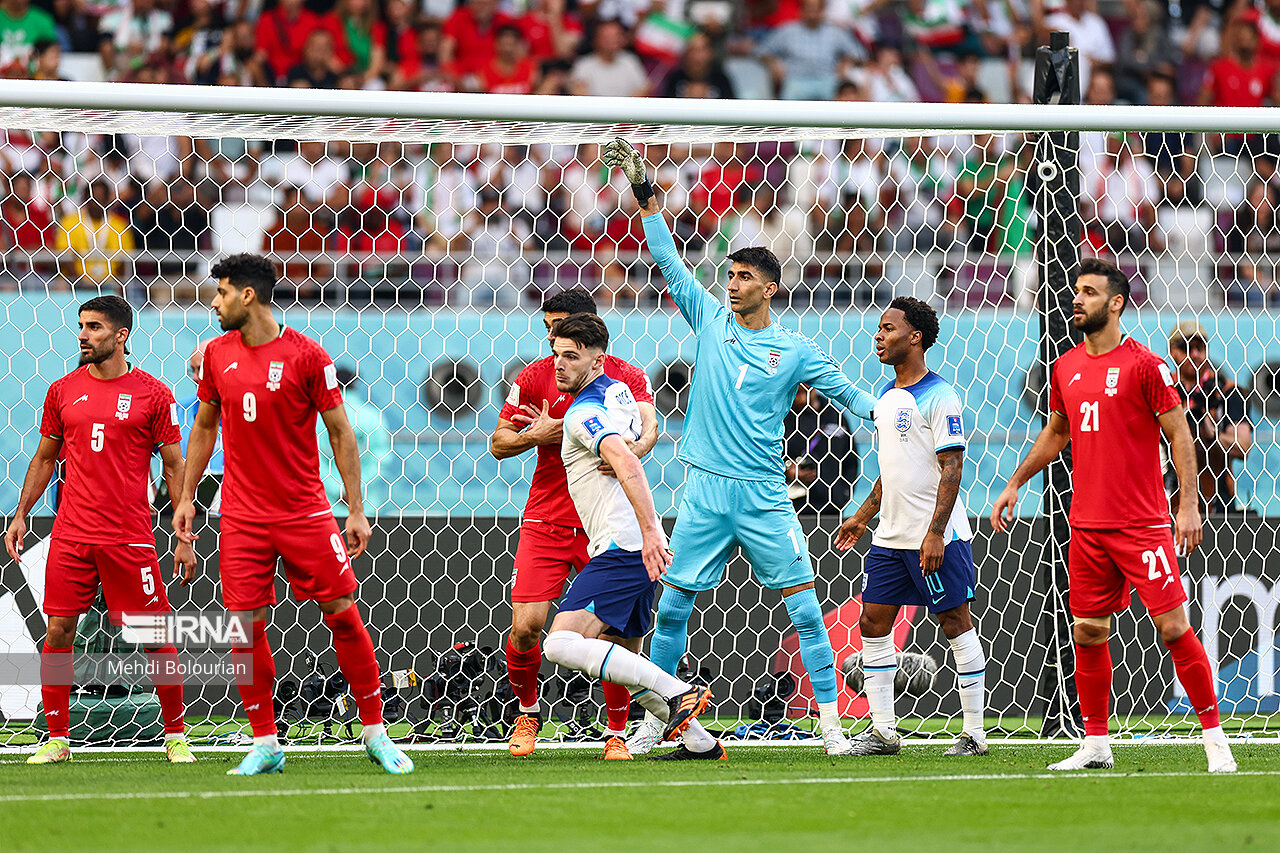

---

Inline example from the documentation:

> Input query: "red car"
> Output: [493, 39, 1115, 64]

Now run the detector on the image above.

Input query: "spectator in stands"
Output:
[475, 24, 538, 94]
[1084, 132, 1164, 255]
[1220, 176, 1280, 305]
[1114, 0, 1175, 104]
[193, 18, 270, 88]
[288, 29, 342, 89]
[784, 385, 857, 518]
[1199, 9, 1279, 154]
[569, 18, 650, 97]
[518, 0, 582, 63]
[1167, 321, 1254, 514]
[660, 30, 737, 99]
[382, 0, 416, 78]
[391, 19, 452, 91]
[441, 0, 514, 77]
[321, 366, 393, 517]
[49, 0, 99, 54]
[1040, 0, 1115, 90]
[859, 44, 920, 103]
[1141, 72, 1197, 205]
[0, 0, 57, 67]
[153, 177, 209, 277]
[256, 0, 322, 84]
[29, 38, 64, 81]
[757, 0, 865, 100]
[0, 170, 55, 285]
[1260, 0, 1280, 61]
[951, 133, 1033, 256]
[99, 0, 173, 81]
[457, 184, 533, 307]
[884, 135, 955, 251]
[736, 179, 812, 286]
[174, 0, 223, 80]
[596, 260, 643, 307]
[1173, 0, 1227, 61]
[55, 178, 134, 290]
[415, 142, 476, 250]
[918, 49, 988, 104]
[323, 0, 387, 88]
[262, 184, 333, 296]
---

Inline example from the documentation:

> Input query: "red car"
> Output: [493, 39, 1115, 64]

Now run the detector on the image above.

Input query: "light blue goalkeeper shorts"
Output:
[664, 467, 814, 592]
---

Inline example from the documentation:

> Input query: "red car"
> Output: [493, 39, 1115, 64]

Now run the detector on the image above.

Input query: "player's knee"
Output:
[542, 630, 580, 666]
[45, 624, 75, 648]
[510, 618, 544, 649]
[1154, 608, 1191, 644]
[937, 608, 973, 639]
[1072, 618, 1110, 646]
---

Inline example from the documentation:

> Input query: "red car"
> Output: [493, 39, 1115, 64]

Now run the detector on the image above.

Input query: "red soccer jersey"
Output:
[1049, 337, 1182, 529]
[477, 57, 539, 95]
[197, 327, 343, 522]
[40, 366, 180, 545]
[499, 354, 654, 528]
[1202, 55, 1277, 108]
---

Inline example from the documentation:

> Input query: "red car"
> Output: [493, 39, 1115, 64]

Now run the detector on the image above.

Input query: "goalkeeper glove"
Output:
[603, 138, 655, 205]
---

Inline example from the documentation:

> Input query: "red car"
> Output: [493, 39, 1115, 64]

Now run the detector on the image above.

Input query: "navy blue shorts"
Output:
[863, 540, 976, 614]
[557, 547, 657, 638]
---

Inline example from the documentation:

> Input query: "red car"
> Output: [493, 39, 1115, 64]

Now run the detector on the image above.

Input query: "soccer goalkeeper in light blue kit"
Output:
[603, 138, 877, 757]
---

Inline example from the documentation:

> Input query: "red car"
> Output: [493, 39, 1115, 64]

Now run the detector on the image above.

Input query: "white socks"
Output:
[1203, 725, 1229, 745]
[544, 631, 688, 698]
[861, 633, 898, 733]
[817, 701, 843, 737]
[948, 628, 987, 741]
[164, 732, 186, 744]
[361, 723, 386, 744]
[253, 733, 279, 748]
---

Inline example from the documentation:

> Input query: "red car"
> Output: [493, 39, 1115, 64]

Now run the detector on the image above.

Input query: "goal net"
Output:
[1, 82, 1277, 747]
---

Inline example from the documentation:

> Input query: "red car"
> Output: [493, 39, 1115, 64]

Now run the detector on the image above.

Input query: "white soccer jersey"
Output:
[871, 371, 972, 549]
[562, 373, 645, 558]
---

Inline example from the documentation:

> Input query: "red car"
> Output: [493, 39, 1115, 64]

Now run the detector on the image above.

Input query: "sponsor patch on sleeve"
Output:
[583, 416, 605, 437]
[170, 402, 179, 426]
[1158, 362, 1175, 387]
[947, 415, 963, 436]
[324, 363, 338, 390]
[506, 383, 521, 406]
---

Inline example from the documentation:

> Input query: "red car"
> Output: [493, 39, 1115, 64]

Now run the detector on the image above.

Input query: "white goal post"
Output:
[0, 80, 1277, 747]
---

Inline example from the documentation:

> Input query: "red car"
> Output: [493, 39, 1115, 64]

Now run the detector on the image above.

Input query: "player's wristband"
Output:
[630, 179, 656, 205]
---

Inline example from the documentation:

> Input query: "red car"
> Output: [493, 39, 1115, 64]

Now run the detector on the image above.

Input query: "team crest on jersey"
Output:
[895, 408, 912, 433]
[1105, 367, 1120, 397]
[766, 348, 782, 375]
[115, 393, 132, 420]
[266, 360, 285, 391]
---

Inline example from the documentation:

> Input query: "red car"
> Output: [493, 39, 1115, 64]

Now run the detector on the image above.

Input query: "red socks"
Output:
[234, 620, 278, 737]
[146, 645, 186, 734]
[602, 680, 632, 733]
[40, 643, 73, 739]
[324, 604, 384, 727]
[505, 636, 542, 709]
[1166, 629, 1222, 730]
[1074, 642, 1112, 737]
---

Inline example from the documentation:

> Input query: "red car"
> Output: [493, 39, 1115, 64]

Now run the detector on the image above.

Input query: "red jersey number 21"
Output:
[1079, 401, 1099, 432]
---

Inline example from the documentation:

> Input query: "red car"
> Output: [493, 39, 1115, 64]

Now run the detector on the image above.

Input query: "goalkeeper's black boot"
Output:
[650, 742, 727, 761]
[662, 686, 713, 741]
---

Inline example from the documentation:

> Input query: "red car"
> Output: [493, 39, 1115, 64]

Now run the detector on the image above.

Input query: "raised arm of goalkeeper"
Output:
[603, 139, 722, 334]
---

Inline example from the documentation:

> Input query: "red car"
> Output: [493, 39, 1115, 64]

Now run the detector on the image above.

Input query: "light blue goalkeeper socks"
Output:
[651, 585, 698, 675]
[784, 588, 838, 704]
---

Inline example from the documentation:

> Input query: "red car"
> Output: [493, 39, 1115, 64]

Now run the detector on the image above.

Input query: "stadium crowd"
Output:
[0, 0, 1279, 307]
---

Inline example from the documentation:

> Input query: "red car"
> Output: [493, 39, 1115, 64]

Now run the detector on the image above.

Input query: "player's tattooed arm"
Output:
[922, 449, 964, 576]
[834, 477, 882, 551]
[4, 435, 61, 562]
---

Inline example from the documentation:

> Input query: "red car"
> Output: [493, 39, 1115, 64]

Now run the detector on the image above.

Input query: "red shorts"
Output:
[219, 513, 357, 611]
[1068, 526, 1188, 618]
[511, 519, 589, 603]
[43, 538, 171, 623]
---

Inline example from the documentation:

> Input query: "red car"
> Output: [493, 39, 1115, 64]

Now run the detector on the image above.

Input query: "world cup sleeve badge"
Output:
[1105, 367, 1120, 397]
[267, 360, 285, 391]
[767, 348, 782, 376]
[115, 393, 132, 420]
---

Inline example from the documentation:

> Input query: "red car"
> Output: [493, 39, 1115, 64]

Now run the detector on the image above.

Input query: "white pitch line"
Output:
[0, 770, 1277, 805]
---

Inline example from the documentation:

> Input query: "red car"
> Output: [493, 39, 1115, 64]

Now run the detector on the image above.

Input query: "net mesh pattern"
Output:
[1, 109, 1277, 747]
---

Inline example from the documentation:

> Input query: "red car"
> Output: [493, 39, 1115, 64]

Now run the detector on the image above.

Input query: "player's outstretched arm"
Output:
[1159, 405, 1204, 555]
[835, 477, 882, 551]
[598, 435, 672, 582]
[321, 404, 371, 560]
[800, 342, 877, 422]
[174, 400, 220, 545]
[4, 436, 61, 563]
[602, 138, 720, 331]
[157, 442, 195, 585]
[990, 412, 1071, 532]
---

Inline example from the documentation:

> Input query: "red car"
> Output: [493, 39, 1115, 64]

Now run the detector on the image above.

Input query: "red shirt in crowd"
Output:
[477, 56, 539, 94]
[443, 7, 516, 73]
[517, 11, 582, 61]
[1202, 54, 1277, 108]
[256, 5, 323, 81]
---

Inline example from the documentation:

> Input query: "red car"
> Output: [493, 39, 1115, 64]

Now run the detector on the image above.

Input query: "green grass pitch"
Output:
[1, 744, 1277, 852]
